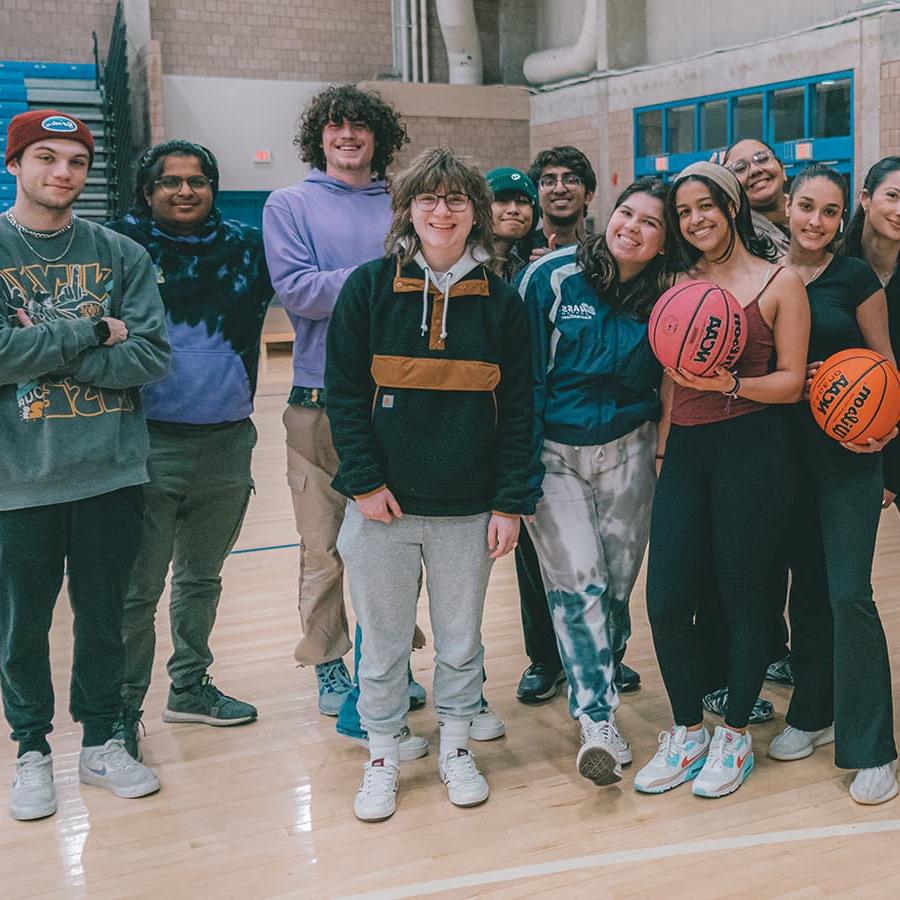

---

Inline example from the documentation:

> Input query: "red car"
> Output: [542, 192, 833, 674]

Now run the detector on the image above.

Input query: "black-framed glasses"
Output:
[413, 192, 470, 212]
[154, 175, 215, 193]
[538, 173, 583, 191]
[726, 150, 773, 176]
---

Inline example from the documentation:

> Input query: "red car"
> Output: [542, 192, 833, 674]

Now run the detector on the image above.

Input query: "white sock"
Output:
[438, 716, 470, 759]
[368, 731, 399, 766]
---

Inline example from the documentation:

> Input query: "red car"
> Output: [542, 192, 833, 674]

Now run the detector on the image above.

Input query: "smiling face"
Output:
[726, 139, 785, 212]
[604, 191, 665, 276]
[491, 191, 533, 242]
[538, 164, 593, 227]
[863, 170, 900, 243]
[322, 118, 375, 181]
[7, 139, 89, 212]
[410, 183, 474, 266]
[787, 176, 844, 254]
[145, 154, 214, 234]
[674, 178, 735, 259]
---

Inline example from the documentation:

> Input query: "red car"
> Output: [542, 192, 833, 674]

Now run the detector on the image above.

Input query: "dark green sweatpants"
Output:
[786, 413, 896, 769]
[0, 487, 144, 755]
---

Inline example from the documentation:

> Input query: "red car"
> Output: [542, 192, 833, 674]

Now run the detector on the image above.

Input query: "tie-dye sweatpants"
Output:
[527, 421, 657, 722]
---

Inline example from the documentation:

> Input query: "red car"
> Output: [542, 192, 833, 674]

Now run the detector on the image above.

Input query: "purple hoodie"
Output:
[262, 169, 391, 387]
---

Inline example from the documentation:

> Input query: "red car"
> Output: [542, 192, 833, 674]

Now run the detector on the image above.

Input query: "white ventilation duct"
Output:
[524, 0, 599, 85]
[435, 0, 483, 85]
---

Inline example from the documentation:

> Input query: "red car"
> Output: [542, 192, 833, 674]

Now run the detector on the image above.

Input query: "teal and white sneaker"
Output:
[316, 659, 352, 717]
[692, 725, 754, 798]
[634, 725, 710, 794]
[163, 675, 257, 726]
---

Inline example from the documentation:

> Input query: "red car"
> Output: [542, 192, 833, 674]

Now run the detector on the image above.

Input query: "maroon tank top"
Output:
[671, 268, 782, 426]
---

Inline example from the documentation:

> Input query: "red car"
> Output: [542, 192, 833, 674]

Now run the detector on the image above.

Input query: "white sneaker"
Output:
[354, 759, 400, 821]
[634, 725, 710, 794]
[350, 726, 428, 761]
[576, 714, 626, 786]
[850, 764, 898, 805]
[768, 725, 835, 761]
[9, 752, 57, 821]
[439, 749, 490, 807]
[693, 726, 754, 798]
[79, 739, 161, 799]
[470, 705, 505, 741]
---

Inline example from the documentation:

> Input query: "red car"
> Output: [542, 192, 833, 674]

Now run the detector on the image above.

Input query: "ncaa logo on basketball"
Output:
[815, 374, 849, 416]
[41, 115, 78, 133]
[693, 315, 723, 365]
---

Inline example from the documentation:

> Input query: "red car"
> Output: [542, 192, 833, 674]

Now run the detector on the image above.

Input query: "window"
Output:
[772, 86, 805, 143]
[733, 94, 763, 141]
[637, 109, 663, 157]
[701, 99, 728, 149]
[814, 79, 851, 138]
[667, 105, 695, 154]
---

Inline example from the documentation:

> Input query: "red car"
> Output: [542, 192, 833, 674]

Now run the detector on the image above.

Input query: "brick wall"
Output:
[880, 60, 900, 158]
[149, 0, 394, 81]
[0, 0, 112, 63]
[392, 115, 530, 176]
[530, 114, 602, 222]
[606, 108, 634, 206]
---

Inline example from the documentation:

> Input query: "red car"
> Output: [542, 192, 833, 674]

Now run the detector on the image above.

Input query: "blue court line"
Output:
[229, 542, 299, 555]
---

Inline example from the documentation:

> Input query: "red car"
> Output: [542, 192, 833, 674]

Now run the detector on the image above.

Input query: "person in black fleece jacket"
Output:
[325, 149, 532, 822]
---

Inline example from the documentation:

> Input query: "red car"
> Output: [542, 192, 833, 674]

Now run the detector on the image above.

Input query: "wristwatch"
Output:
[94, 319, 111, 345]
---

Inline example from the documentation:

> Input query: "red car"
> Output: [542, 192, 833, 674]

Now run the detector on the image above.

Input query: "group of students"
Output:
[2, 84, 900, 828]
[331, 137, 900, 823]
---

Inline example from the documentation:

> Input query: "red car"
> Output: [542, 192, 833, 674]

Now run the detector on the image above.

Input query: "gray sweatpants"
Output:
[337, 502, 493, 736]
[527, 422, 657, 722]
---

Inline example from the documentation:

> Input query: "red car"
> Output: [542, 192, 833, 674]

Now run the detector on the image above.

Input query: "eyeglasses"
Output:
[538, 173, 583, 192]
[154, 175, 215, 193]
[726, 150, 774, 176]
[413, 192, 471, 212]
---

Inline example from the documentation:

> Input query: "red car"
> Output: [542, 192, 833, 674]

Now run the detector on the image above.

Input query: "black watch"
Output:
[94, 319, 111, 345]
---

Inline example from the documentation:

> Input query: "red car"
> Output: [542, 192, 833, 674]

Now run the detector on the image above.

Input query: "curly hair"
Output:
[385, 148, 494, 266]
[132, 140, 219, 213]
[294, 84, 408, 180]
[577, 177, 671, 320]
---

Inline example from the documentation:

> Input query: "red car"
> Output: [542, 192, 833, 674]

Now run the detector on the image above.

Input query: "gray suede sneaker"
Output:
[163, 675, 257, 726]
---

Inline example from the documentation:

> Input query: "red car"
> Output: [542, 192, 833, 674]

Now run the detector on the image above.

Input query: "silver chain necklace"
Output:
[6, 214, 77, 263]
[5, 210, 75, 240]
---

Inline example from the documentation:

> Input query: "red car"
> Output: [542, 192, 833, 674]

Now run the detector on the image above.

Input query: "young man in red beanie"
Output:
[0, 110, 170, 820]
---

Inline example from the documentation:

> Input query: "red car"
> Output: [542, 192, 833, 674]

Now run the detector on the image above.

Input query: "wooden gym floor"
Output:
[3, 347, 900, 899]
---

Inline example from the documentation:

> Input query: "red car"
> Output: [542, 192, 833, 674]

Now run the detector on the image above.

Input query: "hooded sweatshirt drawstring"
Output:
[419, 266, 452, 339]
[413, 246, 489, 343]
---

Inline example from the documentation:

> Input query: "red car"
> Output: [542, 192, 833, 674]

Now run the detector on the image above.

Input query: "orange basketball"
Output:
[648, 280, 747, 376]
[809, 348, 900, 443]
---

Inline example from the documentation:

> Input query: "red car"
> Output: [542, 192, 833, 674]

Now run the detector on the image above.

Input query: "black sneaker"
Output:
[113, 705, 145, 761]
[516, 663, 565, 704]
[765, 656, 794, 685]
[614, 663, 641, 693]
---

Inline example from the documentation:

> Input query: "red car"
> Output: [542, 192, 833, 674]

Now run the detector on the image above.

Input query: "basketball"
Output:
[648, 280, 748, 376]
[809, 348, 900, 443]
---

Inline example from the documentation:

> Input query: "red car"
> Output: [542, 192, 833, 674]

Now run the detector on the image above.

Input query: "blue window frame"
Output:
[634, 71, 853, 190]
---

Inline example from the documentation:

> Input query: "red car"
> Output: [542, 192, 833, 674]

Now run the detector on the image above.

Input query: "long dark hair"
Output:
[577, 177, 670, 320]
[788, 163, 848, 253]
[666, 174, 777, 270]
[843, 156, 900, 259]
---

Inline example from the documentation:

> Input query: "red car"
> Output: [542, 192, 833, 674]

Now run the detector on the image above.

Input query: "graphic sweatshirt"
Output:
[0, 215, 170, 510]
[107, 209, 272, 424]
[262, 169, 392, 389]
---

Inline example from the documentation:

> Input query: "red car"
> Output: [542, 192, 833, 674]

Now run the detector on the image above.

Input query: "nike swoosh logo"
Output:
[85, 765, 107, 776]
[736, 753, 749, 768]
[680, 750, 706, 769]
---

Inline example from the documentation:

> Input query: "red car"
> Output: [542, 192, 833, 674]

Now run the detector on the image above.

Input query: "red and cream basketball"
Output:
[808, 348, 900, 443]
[648, 280, 747, 376]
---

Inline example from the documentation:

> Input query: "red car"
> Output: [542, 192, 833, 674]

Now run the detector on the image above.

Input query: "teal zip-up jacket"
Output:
[325, 253, 534, 517]
[516, 245, 662, 501]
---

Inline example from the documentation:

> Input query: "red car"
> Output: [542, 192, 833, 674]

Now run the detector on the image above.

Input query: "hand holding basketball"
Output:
[840, 426, 898, 454]
[664, 365, 736, 394]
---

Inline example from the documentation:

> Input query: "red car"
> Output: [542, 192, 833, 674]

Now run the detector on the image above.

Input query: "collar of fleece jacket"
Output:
[108, 208, 272, 369]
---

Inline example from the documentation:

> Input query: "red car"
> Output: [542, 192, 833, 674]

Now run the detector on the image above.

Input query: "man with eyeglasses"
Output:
[722, 139, 790, 258]
[527, 146, 596, 261]
[0, 110, 169, 819]
[107, 140, 273, 758]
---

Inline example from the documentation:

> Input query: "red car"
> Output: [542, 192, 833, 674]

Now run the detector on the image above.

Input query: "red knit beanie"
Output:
[5, 109, 95, 166]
